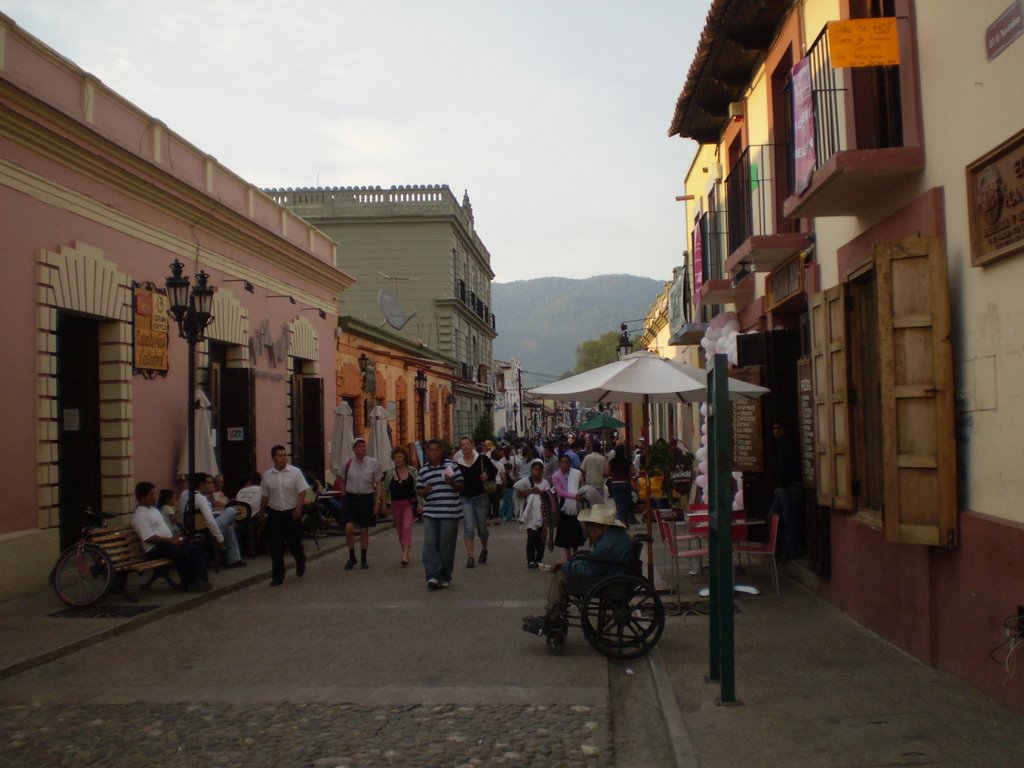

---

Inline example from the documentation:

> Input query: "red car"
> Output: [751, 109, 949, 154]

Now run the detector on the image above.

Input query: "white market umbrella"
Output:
[528, 350, 768, 404]
[177, 389, 219, 478]
[367, 404, 394, 472]
[330, 402, 354, 477]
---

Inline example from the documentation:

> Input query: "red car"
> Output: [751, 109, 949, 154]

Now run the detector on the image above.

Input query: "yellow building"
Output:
[670, 0, 1024, 712]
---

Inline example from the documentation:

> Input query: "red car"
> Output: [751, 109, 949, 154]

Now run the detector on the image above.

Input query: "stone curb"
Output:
[647, 646, 698, 768]
[0, 524, 393, 682]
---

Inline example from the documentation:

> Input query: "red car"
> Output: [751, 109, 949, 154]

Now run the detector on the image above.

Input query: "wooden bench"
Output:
[86, 527, 178, 602]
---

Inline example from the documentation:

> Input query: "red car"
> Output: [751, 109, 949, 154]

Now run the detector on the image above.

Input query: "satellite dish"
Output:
[379, 289, 416, 330]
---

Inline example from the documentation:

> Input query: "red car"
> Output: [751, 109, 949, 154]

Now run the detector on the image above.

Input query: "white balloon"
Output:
[732, 471, 743, 480]
[694, 474, 707, 489]
[699, 403, 708, 416]
[698, 461, 708, 474]
[701, 422, 708, 434]
[700, 434, 708, 446]
[695, 446, 707, 461]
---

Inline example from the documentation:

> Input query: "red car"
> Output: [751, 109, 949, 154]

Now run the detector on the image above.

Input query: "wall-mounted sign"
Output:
[827, 18, 900, 68]
[797, 358, 816, 488]
[730, 367, 764, 473]
[766, 255, 805, 310]
[967, 127, 1024, 267]
[226, 427, 244, 442]
[987, 0, 1024, 62]
[791, 57, 816, 196]
[133, 285, 169, 375]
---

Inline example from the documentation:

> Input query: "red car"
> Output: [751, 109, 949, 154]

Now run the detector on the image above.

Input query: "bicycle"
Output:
[51, 507, 117, 607]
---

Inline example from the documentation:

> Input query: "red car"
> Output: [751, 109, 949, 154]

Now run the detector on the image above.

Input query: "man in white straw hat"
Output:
[522, 504, 633, 636]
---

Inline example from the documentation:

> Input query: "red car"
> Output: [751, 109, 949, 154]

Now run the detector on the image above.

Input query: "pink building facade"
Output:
[0, 14, 354, 598]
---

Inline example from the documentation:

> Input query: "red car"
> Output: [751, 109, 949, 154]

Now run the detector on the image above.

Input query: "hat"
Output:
[529, 458, 545, 467]
[352, 437, 366, 448]
[578, 504, 627, 529]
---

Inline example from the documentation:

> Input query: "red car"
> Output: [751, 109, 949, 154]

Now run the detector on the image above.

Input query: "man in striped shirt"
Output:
[417, 438, 464, 590]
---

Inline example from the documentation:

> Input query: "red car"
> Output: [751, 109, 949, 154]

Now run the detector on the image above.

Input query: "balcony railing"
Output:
[695, 209, 726, 285]
[784, 22, 905, 196]
[725, 144, 788, 255]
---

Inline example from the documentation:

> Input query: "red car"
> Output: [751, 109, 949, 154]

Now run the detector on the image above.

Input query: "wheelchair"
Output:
[534, 535, 666, 660]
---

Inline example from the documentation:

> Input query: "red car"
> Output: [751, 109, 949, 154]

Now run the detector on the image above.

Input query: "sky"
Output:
[0, 1, 706, 284]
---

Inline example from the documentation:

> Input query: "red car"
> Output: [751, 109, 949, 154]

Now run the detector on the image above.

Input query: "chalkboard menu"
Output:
[730, 366, 764, 472]
[797, 358, 816, 487]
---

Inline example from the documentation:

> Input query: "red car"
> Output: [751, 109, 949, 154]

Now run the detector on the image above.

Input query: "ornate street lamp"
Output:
[616, 321, 634, 361]
[414, 369, 428, 442]
[484, 390, 494, 410]
[512, 402, 520, 434]
[165, 259, 215, 533]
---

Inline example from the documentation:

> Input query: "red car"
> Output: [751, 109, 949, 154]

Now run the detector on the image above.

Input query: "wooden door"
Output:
[876, 237, 956, 545]
[219, 367, 255, 495]
[57, 313, 101, 549]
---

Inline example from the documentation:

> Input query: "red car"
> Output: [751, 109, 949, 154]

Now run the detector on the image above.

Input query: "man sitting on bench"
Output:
[131, 481, 211, 592]
[522, 504, 633, 636]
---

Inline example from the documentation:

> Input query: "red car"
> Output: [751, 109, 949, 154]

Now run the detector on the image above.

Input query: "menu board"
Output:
[730, 367, 764, 472]
[798, 358, 816, 487]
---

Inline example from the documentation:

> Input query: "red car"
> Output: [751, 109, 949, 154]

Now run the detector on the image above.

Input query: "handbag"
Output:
[483, 479, 498, 495]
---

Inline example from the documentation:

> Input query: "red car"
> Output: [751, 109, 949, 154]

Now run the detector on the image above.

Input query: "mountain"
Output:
[491, 274, 663, 386]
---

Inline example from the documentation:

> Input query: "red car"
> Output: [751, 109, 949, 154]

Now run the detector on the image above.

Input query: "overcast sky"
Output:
[0, 1, 704, 284]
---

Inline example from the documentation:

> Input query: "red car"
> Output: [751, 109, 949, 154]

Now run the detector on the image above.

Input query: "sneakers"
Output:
[439, 580, 451, 589]
[478, 549, 488, 565]
[527, 561, 539, 569]
[345, 555, 357, 571]
[360, 560, 369, 570]
[427, 578, 441, 591]
[466, 556, 475, 569]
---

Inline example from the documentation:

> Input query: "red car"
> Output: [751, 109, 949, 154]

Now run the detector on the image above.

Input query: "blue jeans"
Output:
[461, 494, 490, 541]
[214, 507, 242, 564]
[770, 482, 803, 559]
[610, 481, 633, 526]
[500, 489, 516, 520]
[422, 516, 460, 583]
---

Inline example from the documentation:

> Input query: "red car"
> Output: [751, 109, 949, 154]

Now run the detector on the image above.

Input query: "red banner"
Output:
[692, 223, 703, 307]
[792, 57, 817, 195]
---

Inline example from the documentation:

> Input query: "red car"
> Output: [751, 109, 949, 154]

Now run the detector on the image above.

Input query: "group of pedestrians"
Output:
[127, 430, 644, 596]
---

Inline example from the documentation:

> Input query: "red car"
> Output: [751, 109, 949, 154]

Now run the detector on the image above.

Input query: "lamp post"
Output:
[165, 259, 215, 534]
[512, 402, 519, 435]
[414, 370, 428, 442]
[484, 390, 494, 410]
[616, 321, 634, 361]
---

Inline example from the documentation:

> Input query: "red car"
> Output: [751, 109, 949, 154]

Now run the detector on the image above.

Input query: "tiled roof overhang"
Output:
[668, 0, 795, 143]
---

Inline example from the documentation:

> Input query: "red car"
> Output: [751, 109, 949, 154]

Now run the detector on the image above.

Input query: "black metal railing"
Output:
[725, 144, 787, 255]
[695, 210, 726, 284]
[784, 22, 904, 195]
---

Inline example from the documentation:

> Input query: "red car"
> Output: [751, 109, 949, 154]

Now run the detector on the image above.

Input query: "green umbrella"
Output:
[578, 413, 625, 431]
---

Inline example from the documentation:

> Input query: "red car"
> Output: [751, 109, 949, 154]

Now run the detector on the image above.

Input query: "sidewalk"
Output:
[0, 529, 358, 681]
[649, 564, 1024, 768]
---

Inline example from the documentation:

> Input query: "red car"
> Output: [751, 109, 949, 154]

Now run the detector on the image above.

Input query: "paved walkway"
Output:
[2, 521, 1024, 767]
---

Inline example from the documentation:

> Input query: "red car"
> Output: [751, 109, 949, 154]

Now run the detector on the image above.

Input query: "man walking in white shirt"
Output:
[259, 445, 309, 587]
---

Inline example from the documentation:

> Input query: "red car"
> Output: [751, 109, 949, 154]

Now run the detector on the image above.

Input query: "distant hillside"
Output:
[492, 274, 663, 386]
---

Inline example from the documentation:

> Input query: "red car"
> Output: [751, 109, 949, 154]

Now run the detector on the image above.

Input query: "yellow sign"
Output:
[827, 18, 901, 68]
[133, 287, 169, 372]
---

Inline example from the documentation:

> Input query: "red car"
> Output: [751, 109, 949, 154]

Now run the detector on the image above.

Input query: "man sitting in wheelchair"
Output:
[522, 504, 632, 637]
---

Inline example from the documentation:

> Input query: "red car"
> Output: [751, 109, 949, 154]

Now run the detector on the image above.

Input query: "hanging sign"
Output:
[827, 18, 900, 68]
[730, 367, 764, 473]
[791, 57, 817, 195]
[133, 286, 169, 374]
[986, 0, 1023, 61]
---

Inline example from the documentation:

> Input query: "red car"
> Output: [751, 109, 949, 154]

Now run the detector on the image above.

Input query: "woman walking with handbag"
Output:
[381, 446, 418, 566]
[455, 436, 493, 569]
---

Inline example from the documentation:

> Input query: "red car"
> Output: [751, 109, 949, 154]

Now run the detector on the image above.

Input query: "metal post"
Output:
[181, 318, 197, 536]
[707, 353, 736, 704]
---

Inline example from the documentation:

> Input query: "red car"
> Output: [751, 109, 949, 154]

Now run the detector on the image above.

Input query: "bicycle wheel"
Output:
[53, 543, 114, 607]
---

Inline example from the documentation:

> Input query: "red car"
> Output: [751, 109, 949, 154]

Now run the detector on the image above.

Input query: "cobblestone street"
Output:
[0, 524, 621, 768]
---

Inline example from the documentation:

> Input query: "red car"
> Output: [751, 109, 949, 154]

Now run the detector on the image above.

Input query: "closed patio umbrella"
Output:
[177, 389, 219, 478]
[330, 402, 354, 477]
[367, 404, 394, 472]
[578, 413, 626, 431]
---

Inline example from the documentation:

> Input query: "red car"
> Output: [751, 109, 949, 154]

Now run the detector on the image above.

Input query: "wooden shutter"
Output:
[220, 367, 256, 490]
[875, 237, 957, 546]
[810, 286, 854, 509]
[290, 374, 304, 470]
